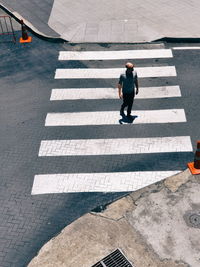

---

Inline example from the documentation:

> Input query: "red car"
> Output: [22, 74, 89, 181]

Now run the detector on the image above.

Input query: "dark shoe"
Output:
[127, 114, 133, 120]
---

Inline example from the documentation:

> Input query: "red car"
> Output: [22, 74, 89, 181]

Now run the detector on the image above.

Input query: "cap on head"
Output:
[125, 62, 134, 69]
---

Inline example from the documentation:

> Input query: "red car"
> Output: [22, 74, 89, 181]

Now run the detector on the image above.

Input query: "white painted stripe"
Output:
[55, 66, 176, 79]
[50, 86, 181, 100]
[173, 47, 200, 50]
[32, 171, 180, 194]
[137, 85, 181, 98]
[45, 109, 186, 126]
[38, 136, 192, 156]
[59, 49, 173, 61]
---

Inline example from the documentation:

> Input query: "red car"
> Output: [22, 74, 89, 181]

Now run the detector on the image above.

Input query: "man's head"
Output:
[125, 62, 134, 74]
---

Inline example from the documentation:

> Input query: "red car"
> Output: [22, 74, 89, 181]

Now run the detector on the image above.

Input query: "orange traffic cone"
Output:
[19, 20, 32, 43]
[188, 140, 200, 174]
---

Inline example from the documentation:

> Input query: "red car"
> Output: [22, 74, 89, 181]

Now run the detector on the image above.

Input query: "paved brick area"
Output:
[0, 38, 126, 266]
[0, 39, 198, 266]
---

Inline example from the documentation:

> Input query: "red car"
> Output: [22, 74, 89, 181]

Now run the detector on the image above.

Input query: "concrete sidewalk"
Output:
[28, 169, 200, 267]
[1, 0, 200, 42]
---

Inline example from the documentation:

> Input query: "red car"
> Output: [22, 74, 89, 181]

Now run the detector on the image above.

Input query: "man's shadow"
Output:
[119, 115, 138, 124]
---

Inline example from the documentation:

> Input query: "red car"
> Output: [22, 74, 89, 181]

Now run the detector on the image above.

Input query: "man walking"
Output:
[118, 62, 139, 119]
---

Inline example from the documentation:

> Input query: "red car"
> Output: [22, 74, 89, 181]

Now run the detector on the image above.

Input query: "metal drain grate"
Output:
[92, 249, 134, 267]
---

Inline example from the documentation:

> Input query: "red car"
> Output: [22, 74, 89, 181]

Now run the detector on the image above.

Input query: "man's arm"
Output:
[117, 83, 123, 99]
[118, 74, 123, 99]
[135, 76, 139, 95]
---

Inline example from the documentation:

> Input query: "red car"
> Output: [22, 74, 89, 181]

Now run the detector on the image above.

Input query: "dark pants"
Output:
[121, 93, 135, 115]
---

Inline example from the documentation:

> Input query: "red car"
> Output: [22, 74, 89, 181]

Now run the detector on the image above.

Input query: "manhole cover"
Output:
[189, 214, 200, 227]
[184, 211, 200, 228]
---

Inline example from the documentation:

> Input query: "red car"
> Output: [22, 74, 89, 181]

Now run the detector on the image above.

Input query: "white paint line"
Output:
[50, 86, 181, 100]
[32, 170, 180, 194]
[59, 49, 173, 60]
[173, 47, 200, 50]
[136, 85, 181, 98]
[55, 66, 177, 79]
[38, 136, 192, 156]
[45, 109, 186, 126]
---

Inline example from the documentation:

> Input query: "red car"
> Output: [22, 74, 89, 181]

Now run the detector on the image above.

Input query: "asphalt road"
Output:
[0, 32, 199, 266]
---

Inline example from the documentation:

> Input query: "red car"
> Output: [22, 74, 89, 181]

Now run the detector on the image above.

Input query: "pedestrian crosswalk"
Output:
[32, 47, 193, 195]
[58, 49, 173, 60]
[32, 171, 180, 194]
[39, 136, 192, 156]
[55, 66, 176, 79]
[45, 109, 186, 126]
[50, 86, 181, 100]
